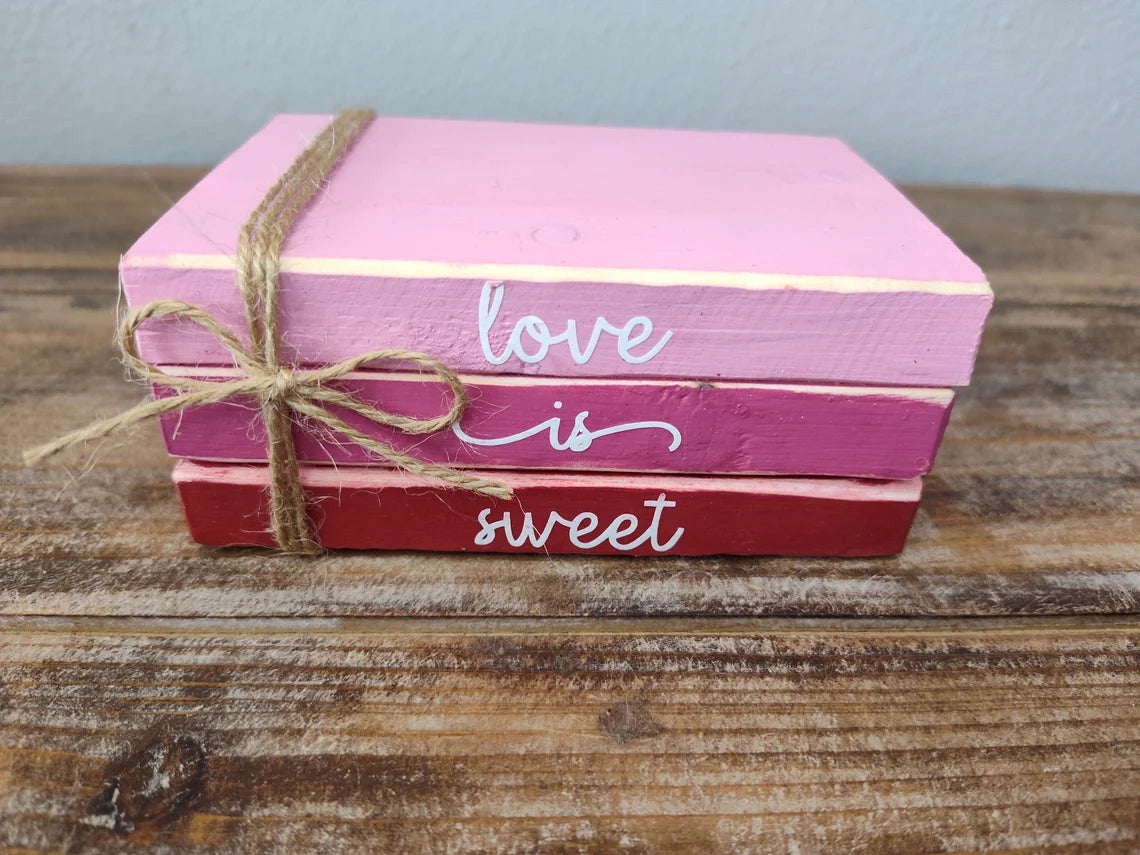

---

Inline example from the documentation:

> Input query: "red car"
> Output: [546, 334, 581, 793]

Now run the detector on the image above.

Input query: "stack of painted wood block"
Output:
[120, 115, 991, 556]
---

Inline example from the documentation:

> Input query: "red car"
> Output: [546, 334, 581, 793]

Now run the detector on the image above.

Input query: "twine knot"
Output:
[272, 367, 297, 400]
[23, 110, 512, 554]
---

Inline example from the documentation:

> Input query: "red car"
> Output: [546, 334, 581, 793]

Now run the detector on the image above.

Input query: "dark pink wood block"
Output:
[157, 369, 953, 479]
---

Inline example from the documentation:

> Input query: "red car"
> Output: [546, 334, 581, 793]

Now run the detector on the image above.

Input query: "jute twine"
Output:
[24, 109, 512, 554]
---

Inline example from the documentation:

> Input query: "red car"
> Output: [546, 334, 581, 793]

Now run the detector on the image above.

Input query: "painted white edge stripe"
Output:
[164, 366, 955, 406]
[173, 459, 924, 502]
[124, 253, 992, 297]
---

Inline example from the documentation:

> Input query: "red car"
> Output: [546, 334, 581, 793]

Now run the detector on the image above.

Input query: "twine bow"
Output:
[23, 109, 512, 554]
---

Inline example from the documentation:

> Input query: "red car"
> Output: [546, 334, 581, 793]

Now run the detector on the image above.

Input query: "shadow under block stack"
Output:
[122, 115, 992, 556]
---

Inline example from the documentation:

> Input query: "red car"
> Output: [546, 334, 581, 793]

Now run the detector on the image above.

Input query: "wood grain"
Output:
[2, 616, 1139, 853]
[1, 170, 1139, 617]
[2, 169, 1140, 852]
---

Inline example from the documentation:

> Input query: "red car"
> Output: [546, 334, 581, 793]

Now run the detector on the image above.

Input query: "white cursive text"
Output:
[478, 281, 673, 366]
[453, 401, 681, 453]
[474, 493, 684, 551]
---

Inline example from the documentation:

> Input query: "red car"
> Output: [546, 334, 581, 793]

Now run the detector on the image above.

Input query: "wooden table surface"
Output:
[1, 169, 1138, 853]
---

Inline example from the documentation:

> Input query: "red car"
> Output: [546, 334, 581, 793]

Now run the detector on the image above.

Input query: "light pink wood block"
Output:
[122, 115, 991, 386]
[174, 461, 923, 557]
[156, 368, 953, 479]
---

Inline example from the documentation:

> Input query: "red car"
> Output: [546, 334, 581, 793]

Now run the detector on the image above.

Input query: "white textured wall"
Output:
[3, 0, 1137, 190]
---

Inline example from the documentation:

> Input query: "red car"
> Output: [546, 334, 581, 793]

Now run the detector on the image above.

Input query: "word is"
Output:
[478, 281, 673, 365]
[453, 401, 682, 453]
[474, 493, 684, 552]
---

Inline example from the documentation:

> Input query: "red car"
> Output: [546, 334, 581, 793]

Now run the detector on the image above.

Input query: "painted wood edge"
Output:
[161, 365, 958, 405]
[121, 254, 993, 297]
[172, 459, 924, 503]
[163, 457, 938, 479]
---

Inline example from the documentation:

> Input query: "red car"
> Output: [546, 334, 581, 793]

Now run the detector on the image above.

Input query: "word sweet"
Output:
[474, 493, 684, 551]
[453, 401, 682, 453]
[478, 281, 673, 365]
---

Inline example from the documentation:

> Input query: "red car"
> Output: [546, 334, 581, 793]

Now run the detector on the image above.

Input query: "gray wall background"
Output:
[3, 0, 1137, 191]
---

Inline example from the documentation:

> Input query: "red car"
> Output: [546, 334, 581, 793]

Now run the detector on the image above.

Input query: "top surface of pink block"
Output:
[126, 114, 984, 285]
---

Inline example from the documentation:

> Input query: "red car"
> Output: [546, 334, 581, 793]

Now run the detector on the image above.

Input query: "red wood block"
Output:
[174, 461, 922, 557]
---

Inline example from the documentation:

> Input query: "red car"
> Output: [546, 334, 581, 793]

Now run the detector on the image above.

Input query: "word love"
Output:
[453, 401, 682, 453]
[474, 493, 684, 552]
[478, 281, 673, 365]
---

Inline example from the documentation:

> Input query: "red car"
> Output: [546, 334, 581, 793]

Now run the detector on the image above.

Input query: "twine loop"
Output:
[23, 110, 512, 554]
